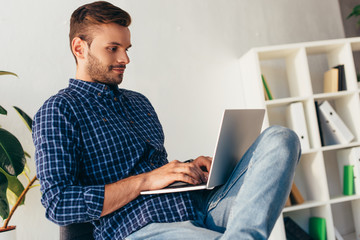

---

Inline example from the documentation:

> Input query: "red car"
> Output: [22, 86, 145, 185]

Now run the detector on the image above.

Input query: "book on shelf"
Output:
[285, 196, 292, 207]
[263, 86, 269, 100]
[334, 64, 347, 91]
[323, 64, 346, 93]
[323, 68, 339, 93]
[337, 147, 360, 195]
[289, 182, 305, 205]
[284, 217, 314, 240]
[318, 100, 354, 146]
[286, 102, 310, 151]
[261, 74, 273, 100]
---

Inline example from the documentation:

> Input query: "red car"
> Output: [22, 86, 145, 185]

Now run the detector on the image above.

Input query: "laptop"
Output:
[140, 109, 265, 195]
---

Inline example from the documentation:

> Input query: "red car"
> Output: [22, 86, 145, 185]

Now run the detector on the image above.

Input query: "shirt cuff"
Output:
[84, 185, 105, 219]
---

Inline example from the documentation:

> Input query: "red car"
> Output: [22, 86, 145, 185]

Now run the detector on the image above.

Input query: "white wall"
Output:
[0, 0, 345, 239]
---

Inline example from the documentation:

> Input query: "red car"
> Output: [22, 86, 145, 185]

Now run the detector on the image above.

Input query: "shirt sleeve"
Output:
[32, 96, 105, 225]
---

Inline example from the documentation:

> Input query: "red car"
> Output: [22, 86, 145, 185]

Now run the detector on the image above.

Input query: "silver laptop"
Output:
[140, 109, 265, 195]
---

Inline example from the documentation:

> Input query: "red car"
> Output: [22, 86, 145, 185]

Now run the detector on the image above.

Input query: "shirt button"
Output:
[147, 113, 152, 116]
[114, 97, 118, 101]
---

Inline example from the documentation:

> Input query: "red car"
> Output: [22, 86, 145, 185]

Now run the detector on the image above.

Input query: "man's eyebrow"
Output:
[108, 42, 132, 48]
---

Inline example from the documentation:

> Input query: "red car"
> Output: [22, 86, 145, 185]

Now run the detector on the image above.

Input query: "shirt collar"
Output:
[69, 78, 122, 97]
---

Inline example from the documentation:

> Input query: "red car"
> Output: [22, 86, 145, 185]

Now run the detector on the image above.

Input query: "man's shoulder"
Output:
[34, 88, 79, 119]
[121, 89, 152, 104]
[122, 88, 145, 98]
[42, 88, 76, 108]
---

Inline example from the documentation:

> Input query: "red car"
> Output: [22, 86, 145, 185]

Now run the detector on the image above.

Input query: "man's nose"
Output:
[118, 51, 130, 64]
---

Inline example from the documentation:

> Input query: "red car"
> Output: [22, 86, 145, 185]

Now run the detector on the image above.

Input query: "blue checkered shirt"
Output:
[32, 79, 196, 239]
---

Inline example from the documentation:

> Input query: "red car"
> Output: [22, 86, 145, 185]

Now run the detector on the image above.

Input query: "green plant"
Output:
[0, 71, 38, 230]
[347, 5, 360, 27]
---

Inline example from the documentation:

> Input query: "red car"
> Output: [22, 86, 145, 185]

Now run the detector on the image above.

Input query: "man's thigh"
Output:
[125, 221, 222, 240]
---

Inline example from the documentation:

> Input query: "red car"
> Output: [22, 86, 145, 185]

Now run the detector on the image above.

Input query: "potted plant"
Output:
[0, 71, 38, 239]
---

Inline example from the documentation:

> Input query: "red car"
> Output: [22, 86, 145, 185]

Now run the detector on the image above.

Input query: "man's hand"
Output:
[142, 156, 212, 191]
[101, 156, 212, 217]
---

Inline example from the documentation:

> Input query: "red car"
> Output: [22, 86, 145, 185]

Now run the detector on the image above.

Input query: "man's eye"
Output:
[108, 47, 117, 52]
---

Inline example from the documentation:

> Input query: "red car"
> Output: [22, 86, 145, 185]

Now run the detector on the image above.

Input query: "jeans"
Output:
[126, 126, 301, 240]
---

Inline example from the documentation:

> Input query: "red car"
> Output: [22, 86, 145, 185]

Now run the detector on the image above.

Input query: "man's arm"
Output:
[101, 156, 212, 216]
[33, 97, 105, 225]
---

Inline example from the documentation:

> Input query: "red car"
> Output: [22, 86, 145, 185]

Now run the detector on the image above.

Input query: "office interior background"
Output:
[0, 0, 358, 239]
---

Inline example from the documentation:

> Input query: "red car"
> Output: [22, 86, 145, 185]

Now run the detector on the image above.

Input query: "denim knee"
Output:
[261, 125, 301, 158]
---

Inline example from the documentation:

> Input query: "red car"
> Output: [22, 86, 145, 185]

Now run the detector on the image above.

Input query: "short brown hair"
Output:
[69, 1, 131, 59]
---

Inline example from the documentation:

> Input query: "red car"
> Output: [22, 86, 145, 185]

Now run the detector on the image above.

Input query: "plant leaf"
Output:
[13, 106, 32, 132]
[6, 178, 25, 206]
[0, 168, 25, 207]
[0, 171, 10, 220]
[0, 105, 7, 115]
[0, 71, 18, 78]
[347, 5, 360, 18]
[0, 128, 26, 176]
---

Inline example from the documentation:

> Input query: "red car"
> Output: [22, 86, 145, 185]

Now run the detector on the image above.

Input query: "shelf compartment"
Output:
[316, 96, 360, 145]
[266, 99, 319, 150]
[293, 152, 329, 202]
[331, 200, 360, 240]
[324, 150, 347, 199]
[283, 204, 334, 240]
[306, 42, 357, 94]
[258, 48, 312, 100]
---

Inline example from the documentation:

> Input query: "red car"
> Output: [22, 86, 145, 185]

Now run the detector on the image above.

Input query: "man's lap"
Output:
[126, 126, 300, 240]
[125, 221, 222, 240]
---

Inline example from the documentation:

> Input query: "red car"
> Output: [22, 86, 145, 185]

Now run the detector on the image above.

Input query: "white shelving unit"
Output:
[239, 37, 360, 240]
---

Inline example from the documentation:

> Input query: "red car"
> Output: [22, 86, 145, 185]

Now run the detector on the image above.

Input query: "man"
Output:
[32, 1, 301, 239]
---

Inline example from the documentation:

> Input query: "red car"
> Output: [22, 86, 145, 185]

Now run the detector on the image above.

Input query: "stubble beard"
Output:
[87, 51, 124, 86]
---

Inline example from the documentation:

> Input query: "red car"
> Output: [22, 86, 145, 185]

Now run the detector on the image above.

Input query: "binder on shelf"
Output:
[323, 68, 339, 93]
[314, 101, 325, 146]
[286, 102, 310, 151]
[334, 227, 344, 240]
[284, 217, 313, 240]
[343, 165, 354, 195]
[261, 74, 273, 100]
[337, 147, 360, 195]
[309, 217, 327, 240]
[318, 101, 354, 145]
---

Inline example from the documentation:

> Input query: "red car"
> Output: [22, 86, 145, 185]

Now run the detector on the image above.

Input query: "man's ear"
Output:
[71, 37, 87, 61]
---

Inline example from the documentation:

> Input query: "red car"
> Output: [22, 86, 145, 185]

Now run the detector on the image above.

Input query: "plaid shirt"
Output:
[33, 79, 196, 239]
